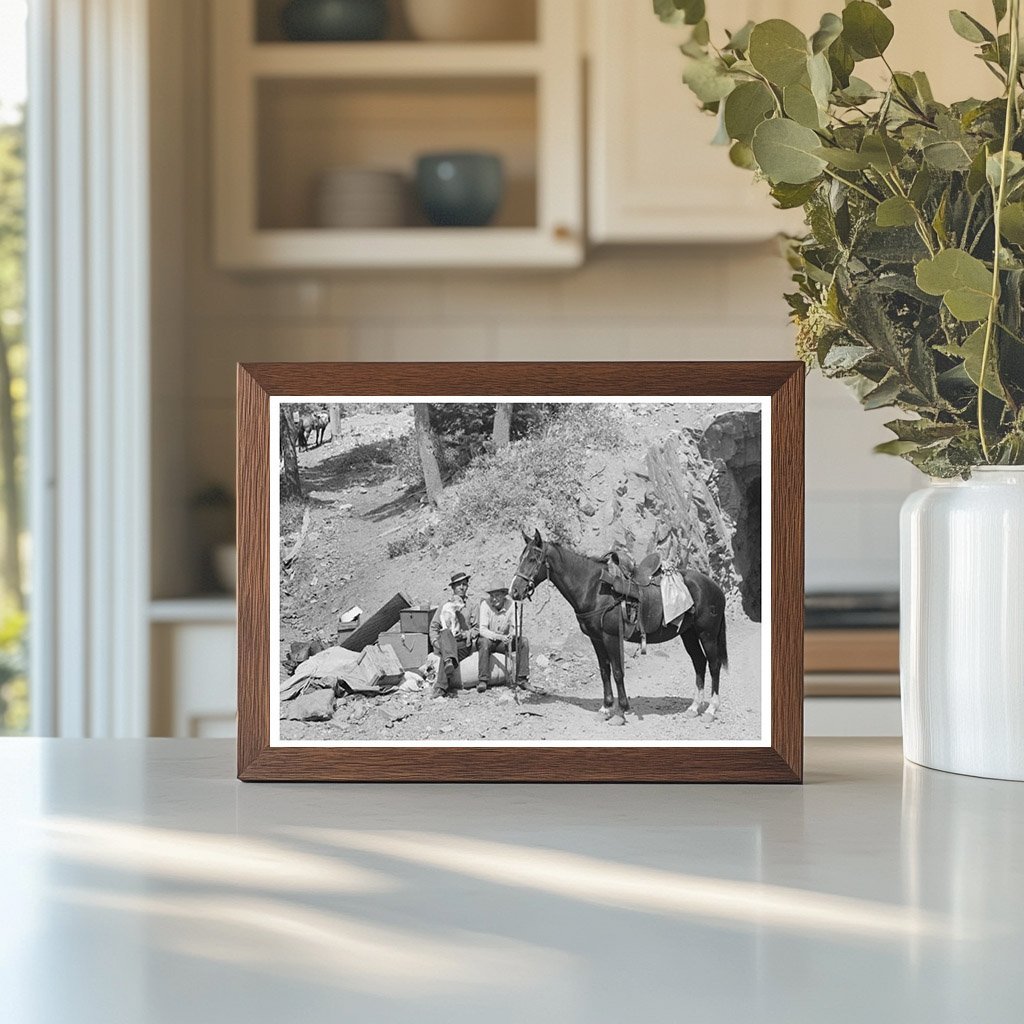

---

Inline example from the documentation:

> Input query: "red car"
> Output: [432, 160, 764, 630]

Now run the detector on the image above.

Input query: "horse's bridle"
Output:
[513, 545, 548, 601]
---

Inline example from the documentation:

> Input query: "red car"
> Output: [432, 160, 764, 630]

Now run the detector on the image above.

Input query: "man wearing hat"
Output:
[428, 571, 477, 697]
[477, 582, 530, 693]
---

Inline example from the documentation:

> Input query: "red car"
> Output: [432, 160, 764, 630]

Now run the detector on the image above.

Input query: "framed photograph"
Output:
[237, 362, 803, 782]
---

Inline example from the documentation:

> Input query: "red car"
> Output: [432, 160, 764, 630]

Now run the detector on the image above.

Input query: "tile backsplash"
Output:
[181, 246, 916, 593]
[154, 0, 916, 598]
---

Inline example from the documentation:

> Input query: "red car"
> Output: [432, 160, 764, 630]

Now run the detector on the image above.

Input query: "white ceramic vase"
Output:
[900, 467, 1024, 780]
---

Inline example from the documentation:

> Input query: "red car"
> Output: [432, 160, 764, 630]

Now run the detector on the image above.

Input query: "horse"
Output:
[312, 411, 329, 447]
[293, 411, 314, 451]
[510, 529, 728, 727]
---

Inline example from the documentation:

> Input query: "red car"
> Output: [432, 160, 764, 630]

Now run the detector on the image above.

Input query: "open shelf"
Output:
[249, 41, 544, 77]
[257, 76, 538, 232]
[254, 0, 538, 44]
[213, 0, 582, 268]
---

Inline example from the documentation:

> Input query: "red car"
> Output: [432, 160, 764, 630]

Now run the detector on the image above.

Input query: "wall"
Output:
[157, 0, 919, 599]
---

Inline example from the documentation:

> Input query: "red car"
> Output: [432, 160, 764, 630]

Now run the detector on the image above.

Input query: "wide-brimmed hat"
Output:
[449, 572, 471, 588]
[486, 582, 509, 594]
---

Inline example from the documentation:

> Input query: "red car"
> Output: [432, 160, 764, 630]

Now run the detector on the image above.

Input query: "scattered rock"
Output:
[281, 689, 335, 722]
[536, 654, 550, 669]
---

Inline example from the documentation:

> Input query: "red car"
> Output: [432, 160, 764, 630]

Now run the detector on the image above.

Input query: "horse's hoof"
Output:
[599, 705, 615, 719]
[683, 706, 701, 719]
[608, 714, 627, 727]
[700, 712, 717, 724]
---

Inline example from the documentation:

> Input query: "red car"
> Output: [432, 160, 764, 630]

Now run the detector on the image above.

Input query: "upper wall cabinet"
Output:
[212, 0, 583, 269]
[586, 0, 998, 245]
[587, 0, 817, 244]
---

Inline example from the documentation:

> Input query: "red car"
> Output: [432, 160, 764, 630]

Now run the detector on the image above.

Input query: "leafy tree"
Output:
[0, 113, 25, 603]
[413, 403, 444, 504]
[492, 403, 513, 448]
[0, 106, 26, 733]
[279, 408, 303, 500]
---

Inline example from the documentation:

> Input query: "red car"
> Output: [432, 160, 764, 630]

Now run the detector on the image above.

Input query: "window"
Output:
[0, 0, 28, 734]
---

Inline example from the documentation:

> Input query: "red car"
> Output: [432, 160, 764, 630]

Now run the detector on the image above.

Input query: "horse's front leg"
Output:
[606, 634, 629, 726]
[587, 634, 615, 718]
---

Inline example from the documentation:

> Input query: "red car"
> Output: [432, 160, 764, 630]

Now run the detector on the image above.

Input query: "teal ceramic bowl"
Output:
[415, 152, 505, 228]
[281, 0, 388, 42]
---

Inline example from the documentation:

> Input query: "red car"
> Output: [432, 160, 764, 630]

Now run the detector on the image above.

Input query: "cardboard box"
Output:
[399, 607, 436, 634]
[359, 643, 406, 688]
[378, 631, 429, 671]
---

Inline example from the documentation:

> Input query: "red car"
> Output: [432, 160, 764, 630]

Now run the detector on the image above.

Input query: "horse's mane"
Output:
[545, 539, 613, 566]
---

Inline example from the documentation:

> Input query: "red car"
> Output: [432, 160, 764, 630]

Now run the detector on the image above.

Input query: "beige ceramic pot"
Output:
[403, 0, 534, 41]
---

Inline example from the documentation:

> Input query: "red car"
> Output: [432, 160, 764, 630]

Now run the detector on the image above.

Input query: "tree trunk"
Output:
[280, 407, 303, 500]
[0, 324, 22, 608]
[328, 404, 342, 443]
[413, 403, 443, 504]
[492, 403, 513, 448]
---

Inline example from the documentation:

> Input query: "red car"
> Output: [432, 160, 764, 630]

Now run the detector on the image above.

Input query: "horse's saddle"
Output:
[600, 551, 666, 639]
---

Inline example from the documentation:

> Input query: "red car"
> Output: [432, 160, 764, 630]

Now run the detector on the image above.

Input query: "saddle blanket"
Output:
[661, 572, 693, 626]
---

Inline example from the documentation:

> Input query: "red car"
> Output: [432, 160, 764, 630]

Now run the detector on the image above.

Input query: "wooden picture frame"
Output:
[237, 362, 804, 782]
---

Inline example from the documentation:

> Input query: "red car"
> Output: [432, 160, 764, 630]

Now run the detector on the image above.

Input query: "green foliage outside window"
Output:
[0, 110, 27, 733]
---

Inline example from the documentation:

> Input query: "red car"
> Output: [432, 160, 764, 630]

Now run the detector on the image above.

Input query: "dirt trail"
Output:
[279, 404, 763, 743]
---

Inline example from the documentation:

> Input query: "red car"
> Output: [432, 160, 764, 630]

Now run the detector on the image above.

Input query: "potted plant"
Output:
[659, 0, 1024, 779]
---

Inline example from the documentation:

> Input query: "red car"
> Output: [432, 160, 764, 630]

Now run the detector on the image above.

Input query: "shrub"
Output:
[437, 404, 625, 546]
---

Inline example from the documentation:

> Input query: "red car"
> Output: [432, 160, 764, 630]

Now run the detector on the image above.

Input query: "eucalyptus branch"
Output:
[749, 69, 784, 117]
[979, 0, 1021, 461]
[884, 170, 939, 254]
[969, 213, 994, 253]
[822, 167, 881, 205]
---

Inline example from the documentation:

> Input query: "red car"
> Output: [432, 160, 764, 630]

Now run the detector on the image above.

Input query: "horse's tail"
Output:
[717, 608, 728, 671]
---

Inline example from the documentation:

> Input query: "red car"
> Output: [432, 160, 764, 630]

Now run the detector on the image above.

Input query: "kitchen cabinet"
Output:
[211, 0, 583, 269]
[587, 0, 998, 244]
[150, 600, 237, 737]
[587, 0, 811, 243]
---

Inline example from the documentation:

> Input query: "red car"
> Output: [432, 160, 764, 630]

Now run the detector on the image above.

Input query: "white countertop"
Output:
[1, 738, 1020, 1023]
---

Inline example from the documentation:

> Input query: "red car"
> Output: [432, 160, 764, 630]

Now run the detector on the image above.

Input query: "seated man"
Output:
[428, 572, 476, 698]
[477, 583, 530, 693]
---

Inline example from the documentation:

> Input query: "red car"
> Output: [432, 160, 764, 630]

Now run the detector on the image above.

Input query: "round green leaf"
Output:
[814, 146, 872, 170]
[860, 133, 904, 173]
[682, 57, 736, 104]
[949, 10, 994, 44]
[729, 140, 757, 170]
[811, 13, 843, 55]
[654, 0, 705, 26]
[724, 20, 755, 53]
[915, 249, 993, 322]
[752, 118, 828, 184]
[942, 326, 1005, 398]
[923, 140, 973, 171]
[783, 81, 823, 129]
[842, 1, 894, 59]
[807, 52, 833, 107]
[748, 20, 809, 86]
[827, 35, 856, 88]
[724, 81, 775, 144]
[1000, 203, 1024, 245]
[875, 196, 918, 228]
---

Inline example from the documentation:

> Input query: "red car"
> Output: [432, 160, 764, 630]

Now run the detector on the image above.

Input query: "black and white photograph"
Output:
[271, 397, 769, 746]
